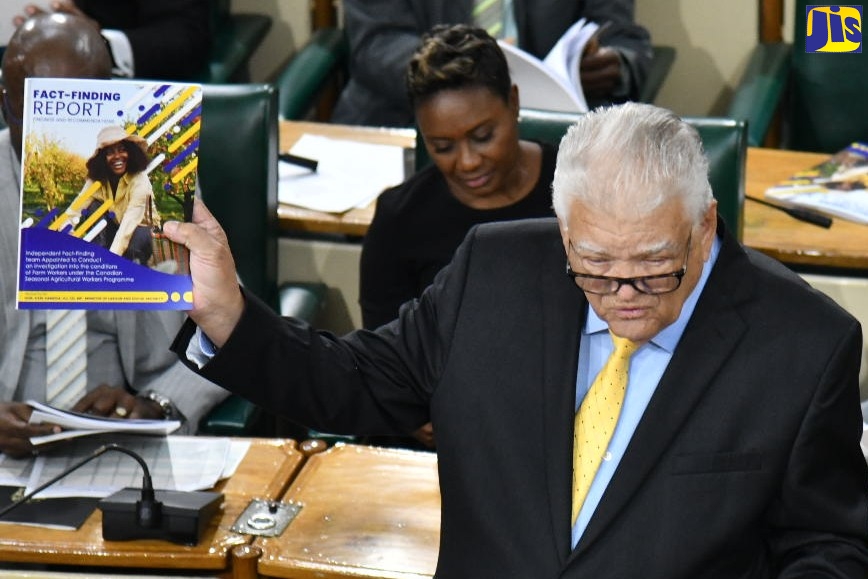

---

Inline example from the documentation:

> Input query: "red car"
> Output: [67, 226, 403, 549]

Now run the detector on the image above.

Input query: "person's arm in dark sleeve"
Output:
[766, 320, 868, 574]
[342, 0, 428, 111]
[581, 0, 652, 103]
[87, 0, 212, 80]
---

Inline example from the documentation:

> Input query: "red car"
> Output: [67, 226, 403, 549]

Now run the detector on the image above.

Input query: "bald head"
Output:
[2, 13, 112, 157]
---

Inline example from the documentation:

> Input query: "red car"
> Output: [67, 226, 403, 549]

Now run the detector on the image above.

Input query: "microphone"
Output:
[0, 442, 223, 545]
[0, 443, 161, 528]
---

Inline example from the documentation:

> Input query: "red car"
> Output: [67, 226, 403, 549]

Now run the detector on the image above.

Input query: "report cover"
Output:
[16, 78, 202, 310]
[765, 142, 868, 225]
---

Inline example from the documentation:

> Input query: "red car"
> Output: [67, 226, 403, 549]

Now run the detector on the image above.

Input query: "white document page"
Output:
[27, 400, 181, 446]
[22, 435, 233, 499]
[278, 134, 407, 214]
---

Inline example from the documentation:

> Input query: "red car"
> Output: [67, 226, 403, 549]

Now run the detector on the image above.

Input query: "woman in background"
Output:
[359, 24, 558, 448]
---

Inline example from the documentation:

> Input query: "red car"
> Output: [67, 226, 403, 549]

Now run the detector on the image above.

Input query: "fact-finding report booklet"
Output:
[16, 78, 202, 310]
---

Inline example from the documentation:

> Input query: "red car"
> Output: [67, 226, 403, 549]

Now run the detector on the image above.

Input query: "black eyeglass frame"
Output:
[565, 234, 692, 296]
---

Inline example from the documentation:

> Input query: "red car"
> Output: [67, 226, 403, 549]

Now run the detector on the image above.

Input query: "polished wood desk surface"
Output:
[743, 147, 868, 271]
[278, 120, 868, 270]
[254, 443, 440, 579]
[0, 438, 303, 573]
[278, 121, 416, 238]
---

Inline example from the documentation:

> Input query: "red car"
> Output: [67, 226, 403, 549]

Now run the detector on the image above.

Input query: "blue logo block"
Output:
[806, 5, 863, 53]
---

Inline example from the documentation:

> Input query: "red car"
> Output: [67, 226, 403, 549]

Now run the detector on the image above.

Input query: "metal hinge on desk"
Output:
[231, 498, 302, 537]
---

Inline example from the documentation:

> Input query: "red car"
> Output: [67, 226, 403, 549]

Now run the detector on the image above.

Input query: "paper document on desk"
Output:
[27, 400, 181, 446]
[765, 142, 868, 224]
[279, 134, 407, 213]
[0, 435, 244, 499]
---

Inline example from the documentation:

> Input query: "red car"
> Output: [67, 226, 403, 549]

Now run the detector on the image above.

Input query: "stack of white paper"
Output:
[279, 133, 407, 213]
[0, 435, 251, 500]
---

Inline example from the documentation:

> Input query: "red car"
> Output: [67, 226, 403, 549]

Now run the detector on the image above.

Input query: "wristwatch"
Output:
[137, 390, 179, 420]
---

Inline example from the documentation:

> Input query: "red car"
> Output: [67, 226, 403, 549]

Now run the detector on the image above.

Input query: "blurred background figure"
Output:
[10, 0, 211, 80]
[0, 13, 227, 458]
[359, 24, 558, 448]
[333, 0, 652, 127]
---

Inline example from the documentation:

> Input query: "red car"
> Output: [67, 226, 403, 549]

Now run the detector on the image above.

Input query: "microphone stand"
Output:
[0, 443, 162, 528]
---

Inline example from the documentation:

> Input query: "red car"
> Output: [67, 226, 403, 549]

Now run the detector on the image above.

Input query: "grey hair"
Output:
[551, 103, 713, 227]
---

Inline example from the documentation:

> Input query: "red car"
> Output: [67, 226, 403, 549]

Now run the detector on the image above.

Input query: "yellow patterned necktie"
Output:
[572, 331, 638, 524]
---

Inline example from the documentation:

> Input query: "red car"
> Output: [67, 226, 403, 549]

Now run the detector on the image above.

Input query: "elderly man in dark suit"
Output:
[167, 102, 868, 577]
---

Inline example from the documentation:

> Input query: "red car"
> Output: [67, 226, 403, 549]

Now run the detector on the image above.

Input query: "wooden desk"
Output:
[0, 438, 303, 575]
[743, 147, 868, 271]
[254, 444, 440, 579]
[277, 122, 868, 271]
[277, 121, 416, 238]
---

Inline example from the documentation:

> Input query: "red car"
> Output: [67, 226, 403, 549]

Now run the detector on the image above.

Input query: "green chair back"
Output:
[415, 108, 747, 239]
[276, 27, 349, 120]
[194, 2, 272, 83]
[789, 0, 868, 152]
[729, 1, 868, 152]
[196, 83, 278, 436]
[199, 83, 279, 310]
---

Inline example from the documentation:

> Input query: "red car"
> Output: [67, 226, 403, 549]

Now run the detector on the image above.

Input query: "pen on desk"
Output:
[279, 153, 319, 172]
[746, 195, 833, 228]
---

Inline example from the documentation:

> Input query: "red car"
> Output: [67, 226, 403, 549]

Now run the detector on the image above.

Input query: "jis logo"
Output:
[806, 5, 862, 53]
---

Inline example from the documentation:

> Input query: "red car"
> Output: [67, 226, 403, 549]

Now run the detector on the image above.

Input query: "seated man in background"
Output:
[0, 13, 227, 458]
[360, 25, 557, 448]
[167, 102, 868, 576]
[333, 0, 652, 127]
[11, 0, 211, 80]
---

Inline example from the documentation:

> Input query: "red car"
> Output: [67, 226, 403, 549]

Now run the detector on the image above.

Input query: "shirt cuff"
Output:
[101, 29, 135, 78]
[185, 326, 218, 369]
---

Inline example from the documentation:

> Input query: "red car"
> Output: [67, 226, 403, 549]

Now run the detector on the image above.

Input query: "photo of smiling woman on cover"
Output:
[65, 125, 156, 264]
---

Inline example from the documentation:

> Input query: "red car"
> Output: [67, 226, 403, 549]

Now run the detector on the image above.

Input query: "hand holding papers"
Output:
[498, 18, 601, 113]
[27, 400, 180, 446]
[279, 133, 409, 214]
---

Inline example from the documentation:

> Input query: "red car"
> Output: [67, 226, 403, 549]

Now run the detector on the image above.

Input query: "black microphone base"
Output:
[99, 488, 224, 545]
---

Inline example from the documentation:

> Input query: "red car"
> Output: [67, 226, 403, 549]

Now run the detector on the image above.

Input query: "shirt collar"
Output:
[584, 234, 722, 352]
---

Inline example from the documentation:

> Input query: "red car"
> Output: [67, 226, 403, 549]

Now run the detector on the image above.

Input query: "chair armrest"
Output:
[279, 282, 328, 322]
[727, 42, 791, 147]
[198, 394, 262, 436]
[276, 27, 348, 120]
[195, 13, 273, 83]
[639, 45, 676, 104]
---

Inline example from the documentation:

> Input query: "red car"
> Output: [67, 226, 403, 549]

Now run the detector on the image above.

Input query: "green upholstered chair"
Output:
[727, 0, 868, 152]
[275, 27, 349, 120]
[199, 84, 279, 311]
[196, 83, 277, 435]
[415, 108, 747, 239]
[193, 0, 272, 84]
[196, 84, 328, 435]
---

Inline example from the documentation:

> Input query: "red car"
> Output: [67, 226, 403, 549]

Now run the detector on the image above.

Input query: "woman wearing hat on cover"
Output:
[66, 125, 156, 264]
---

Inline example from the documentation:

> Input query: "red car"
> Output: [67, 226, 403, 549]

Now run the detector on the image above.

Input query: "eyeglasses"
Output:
[565, 235, 691, 295]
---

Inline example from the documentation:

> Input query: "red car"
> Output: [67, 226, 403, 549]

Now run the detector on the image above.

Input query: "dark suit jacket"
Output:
[174, 218, 868, 577]
[74, 0, 211, 80]
[332, 0, 652, 126]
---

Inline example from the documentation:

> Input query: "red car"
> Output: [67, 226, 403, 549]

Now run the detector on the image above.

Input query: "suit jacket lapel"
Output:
[569, 227, 754, 561]
[540, 252, 587, 563]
